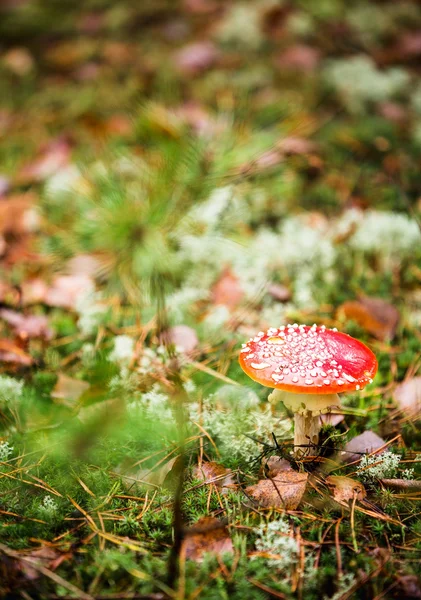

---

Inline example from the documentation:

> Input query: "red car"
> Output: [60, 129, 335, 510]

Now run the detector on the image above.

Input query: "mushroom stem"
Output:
[269, 390, 341, 458]
[294, 412, 321, 457]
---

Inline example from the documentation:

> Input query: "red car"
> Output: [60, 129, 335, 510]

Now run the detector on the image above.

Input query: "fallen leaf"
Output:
[122, 455, 179, 490]
[261, 456, 293, 478]
[337, 296, 400, 341]
[3, 47, 34, 76]
[380, 479, 421, 490]
[0, 309, 52, 340]
[319, 413, 344, 427]
[326, 475, 366, 503]
[0, 194, 39, 237]
[21, 278, 49, 305]
[394, 377, 421, 418]
[183, 0, 219, 15]
[160, 325, 199, 354]
[396, 575, 421, 599]
[267, 283, 291, 303]
[174, 42, 219, 75]
[211, 268, 244, 309]
[245, 470, 308, 509]
[181, 516, 233, 562]
[277, 136, 317, 156]
[0, 339, 33, 366]
[19, 546, 61, 581]
[340, 430, 386, 464]
[0, 175, 10, 197]
[192, 461, 236, 490]
[44, 275, 95, 310]
[17, 137, 72, 184]
[276, 45, 320, 72]
[52, 375, 90, 408]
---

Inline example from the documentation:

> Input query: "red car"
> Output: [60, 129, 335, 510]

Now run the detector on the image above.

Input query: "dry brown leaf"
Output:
[395, 575, 421, 599]
[277, 136, 317, 156]
[261, 456, 293, 478]
[380, 478, 421, 490]
[245, 470, 308, 509]
[276, 44, 320, 72]
[0, 194, 38, 237]
[160, 325, 199, 355]
[17, 137, 72, 184]
[52, 375, 90, 408]
[267, 283, 291, 303]
[319, 412, 344, 427]
[394, 377, 421, 418]
[0, 309, 52, 340]
[326, 475, 366, 503]
[0, 339, 33, 366]
[19, 546, 62, 581]
[337, 296, 399, 341]
[174, 42, 219, 75]
[45, 275, 94, 310]
[340, 430, 386, 464]
[181, 516, 233, 563]
[122, 455, 179, 490]
[211, 268, 244, 309]
[192, 461, 236, 490]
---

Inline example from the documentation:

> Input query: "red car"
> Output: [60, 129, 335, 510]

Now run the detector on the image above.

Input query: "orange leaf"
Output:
[181, 517, 233, 563]
[246, 470, 308, 509]
[337, 296, 399, 341]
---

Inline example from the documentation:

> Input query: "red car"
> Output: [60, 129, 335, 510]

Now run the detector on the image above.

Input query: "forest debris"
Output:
[394, 377, 421, 418]
[0, 339, 33, 366]
[121, 456, 180, 490]
[267, 283, 291, 303]
[44, 274, 94, 310]
[261, 456, 293, 478]
[245, 471, 308, 509]
[17, 137, 72, 184]
[276, 44, 320, 72]
[395, 575, 421, 599]
[181, 517, 233, 562]
[380, 478, 421, 490]
[174, 42, 219, 75]
[341, 431, 386, 464]
[326, 476, 367, 504]
[52, 375, 90, 408]
[18, 546, 63, 581]
[337, 296, 400, 341]
[0, 309, 52, 340]
[211, 268, 244, 309]
[160, 325, 199, 354]
[192, 461, 236, 490]
[0, 194, 39, 237]
[319, 412, 344, 426]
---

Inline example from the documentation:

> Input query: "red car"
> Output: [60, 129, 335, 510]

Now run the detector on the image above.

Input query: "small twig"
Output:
[350, 494, 358, 553]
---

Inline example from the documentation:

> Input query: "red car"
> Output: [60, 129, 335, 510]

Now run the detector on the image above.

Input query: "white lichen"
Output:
[357, 451, 401, 481]
[0, 376, 24, 407]
[108, 335, 135, 365]
[349, 210, 421, 262]
[254, 518, 298, 569]
[0, 441, 14, 461]
[325, 56, 410, 113]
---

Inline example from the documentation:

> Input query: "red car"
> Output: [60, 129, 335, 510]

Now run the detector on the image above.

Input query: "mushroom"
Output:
[239, 323, 377, 457]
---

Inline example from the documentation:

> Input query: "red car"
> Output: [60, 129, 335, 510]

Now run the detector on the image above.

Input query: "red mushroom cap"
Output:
[239, 324, 377, 395]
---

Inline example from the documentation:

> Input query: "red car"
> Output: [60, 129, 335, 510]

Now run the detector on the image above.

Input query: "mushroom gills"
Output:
[268, 390, 340, 414]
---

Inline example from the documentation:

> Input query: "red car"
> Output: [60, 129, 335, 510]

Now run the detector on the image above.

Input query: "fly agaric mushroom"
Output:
[239, 324, 377, 457]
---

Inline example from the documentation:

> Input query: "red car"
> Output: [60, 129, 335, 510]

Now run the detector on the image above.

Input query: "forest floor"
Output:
[1, 1, 421, 598]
